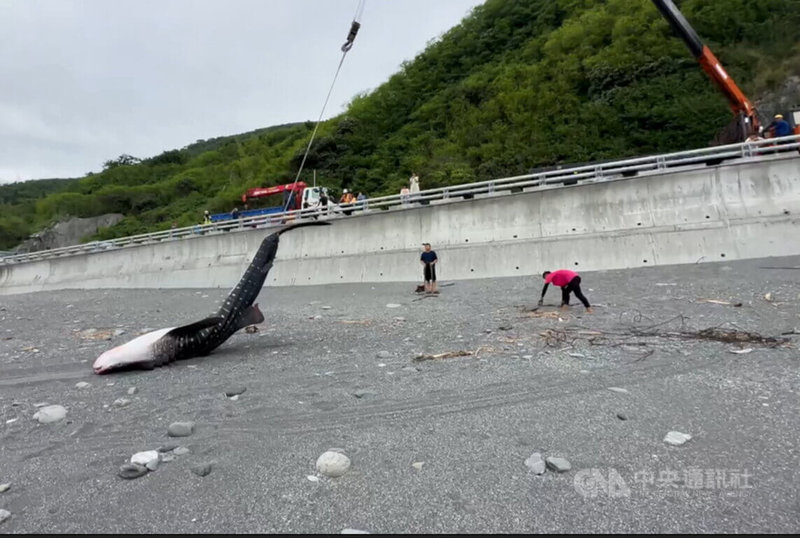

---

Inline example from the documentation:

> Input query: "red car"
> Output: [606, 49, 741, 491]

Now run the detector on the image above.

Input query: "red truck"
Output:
[210, 182, 333, 222]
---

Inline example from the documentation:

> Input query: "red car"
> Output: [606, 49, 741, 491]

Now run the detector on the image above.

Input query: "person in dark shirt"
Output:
[284, 190, 296, 212]
[538, 269, 592, 312]
[319, 191, 329, 214]
[767, 114, 792, 138]
[420, 243, 438, 294]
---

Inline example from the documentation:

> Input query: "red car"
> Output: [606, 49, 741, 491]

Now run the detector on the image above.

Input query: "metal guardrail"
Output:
[2, 135, 798, 266]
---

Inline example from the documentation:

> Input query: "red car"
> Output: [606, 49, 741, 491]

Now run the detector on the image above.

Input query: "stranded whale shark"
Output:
[93, 221, 329, 374]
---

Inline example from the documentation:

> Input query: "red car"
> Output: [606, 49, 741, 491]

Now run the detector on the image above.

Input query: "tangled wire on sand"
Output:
[537, 315, 791, 350]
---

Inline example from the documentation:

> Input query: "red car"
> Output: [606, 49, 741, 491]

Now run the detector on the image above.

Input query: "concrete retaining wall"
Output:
[2, 155, 799, 295]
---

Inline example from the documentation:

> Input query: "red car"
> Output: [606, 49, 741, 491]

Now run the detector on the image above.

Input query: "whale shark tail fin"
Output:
[165, 316, 224, 339]
[252, 221, 331, 274]
[275, 220, 331, 236]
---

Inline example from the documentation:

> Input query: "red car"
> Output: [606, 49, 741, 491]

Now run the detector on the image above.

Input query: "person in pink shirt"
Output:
[538, 269, 592, 312]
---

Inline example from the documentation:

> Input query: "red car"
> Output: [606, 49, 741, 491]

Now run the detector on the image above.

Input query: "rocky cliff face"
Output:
[15, 214, 124, 253]
[756, 75, 800, 124]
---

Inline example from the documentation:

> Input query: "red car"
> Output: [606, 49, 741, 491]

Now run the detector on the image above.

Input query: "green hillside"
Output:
[2, 0, 798, 250]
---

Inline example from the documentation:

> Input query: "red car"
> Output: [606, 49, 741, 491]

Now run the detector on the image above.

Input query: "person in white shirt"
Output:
[409, 173, 420, 194]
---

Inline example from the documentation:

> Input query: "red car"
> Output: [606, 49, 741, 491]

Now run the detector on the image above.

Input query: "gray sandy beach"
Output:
[1, 256, 798, 533]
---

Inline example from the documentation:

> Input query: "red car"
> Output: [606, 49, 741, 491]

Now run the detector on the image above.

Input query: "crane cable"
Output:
[282, 0, 366, 212]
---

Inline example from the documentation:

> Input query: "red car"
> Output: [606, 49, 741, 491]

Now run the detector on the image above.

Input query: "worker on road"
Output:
[538, 269, 592, 313]
[319, 191, 329, 214]
[767, 114, 792, 138]
[409, 172, 420, 204]
[340, 189, 355, 215]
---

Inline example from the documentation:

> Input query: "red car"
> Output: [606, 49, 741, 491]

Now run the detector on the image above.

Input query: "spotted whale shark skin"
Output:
[92, 221, 330, 374]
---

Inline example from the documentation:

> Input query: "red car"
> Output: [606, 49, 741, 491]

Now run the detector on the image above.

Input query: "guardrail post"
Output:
[488, 181, 495, 194]
[594, 166, 603, 181]
[656, 156, 666, 170]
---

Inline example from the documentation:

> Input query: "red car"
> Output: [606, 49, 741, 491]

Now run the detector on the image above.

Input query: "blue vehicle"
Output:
[209, 206, 284, 223]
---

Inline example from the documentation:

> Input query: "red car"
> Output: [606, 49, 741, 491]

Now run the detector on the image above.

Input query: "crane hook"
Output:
[341, 20, 360, 52]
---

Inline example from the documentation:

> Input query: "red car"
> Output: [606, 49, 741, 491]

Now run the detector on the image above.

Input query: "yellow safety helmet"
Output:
[775, 114, 783, 119]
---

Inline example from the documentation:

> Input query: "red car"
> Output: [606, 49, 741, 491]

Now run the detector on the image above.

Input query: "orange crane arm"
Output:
[652, 0, 759, 132]
[696, 47, 757, 120]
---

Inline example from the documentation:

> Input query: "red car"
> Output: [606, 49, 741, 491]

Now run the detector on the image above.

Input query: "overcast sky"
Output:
[0, 0, 484, 183]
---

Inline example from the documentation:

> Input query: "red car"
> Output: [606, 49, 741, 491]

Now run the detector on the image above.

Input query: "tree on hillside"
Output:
[145, 149, 188, 166]
[102, 154, 141, 170]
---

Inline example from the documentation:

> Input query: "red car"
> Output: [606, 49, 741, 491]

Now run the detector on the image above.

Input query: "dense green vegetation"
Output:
[0, 177, 82, 248]
[2, 0, 798, 249]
